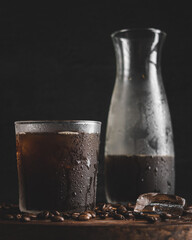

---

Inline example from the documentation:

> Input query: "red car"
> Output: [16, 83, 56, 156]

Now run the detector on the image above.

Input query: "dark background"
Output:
[0, 3, 192, 204]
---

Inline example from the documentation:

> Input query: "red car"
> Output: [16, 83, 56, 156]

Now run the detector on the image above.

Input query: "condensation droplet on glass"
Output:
[86, 159, 91, 169]
[146, 165, 151, 171]
[167, 181, 171, 189]
[72, 192, 77, 197]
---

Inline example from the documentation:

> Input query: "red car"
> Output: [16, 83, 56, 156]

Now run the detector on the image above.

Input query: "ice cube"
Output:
[134, 193, 186, 216]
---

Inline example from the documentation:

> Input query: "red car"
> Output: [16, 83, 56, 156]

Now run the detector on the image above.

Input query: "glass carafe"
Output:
[105, 28, 175, 203]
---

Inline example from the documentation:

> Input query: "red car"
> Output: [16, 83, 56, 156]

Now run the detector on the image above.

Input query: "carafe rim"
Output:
[111, 28, 167, 39]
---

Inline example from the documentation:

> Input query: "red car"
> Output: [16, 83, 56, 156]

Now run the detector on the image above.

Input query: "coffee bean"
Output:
[86, 211, 96, 218]
[127, 202, 135, 210]
[108, 211, 116, 217]
[72, 213, 80, 220]
[94, 206, 99, 211]
[103, 204, 113, 212]
[51, 216, 64, 222]
[96, 210, 103, 215]
[82, 212, 92, 219]
[99, 212, 108, 219]
[123, 211, 134, 219]
[145, 215, 158, 223]
[112, 203, 121, 208]
[38, 211, 50, 219]
[62, 212, 71, 219]
[97, 203, 105, 208]
[78, 214, 91, 221]
[160, 213, 172, 220]
[99, 214, 106, 219]
[117, 206, 127, 215]
[133, 211, 145, 219]
[113, 214, 125, 220]
[27, 213, 37, 220]
[51, 210, 61, 216]
[21, 216, 31, 222]
[111, 207, 117, 211]
[3, 214, 14, 220]
[49, 212, 55, 218]
[15, 214, 22, 220]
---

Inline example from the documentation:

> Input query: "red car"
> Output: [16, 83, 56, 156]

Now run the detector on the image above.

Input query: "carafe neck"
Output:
[112, 28, 166, 82]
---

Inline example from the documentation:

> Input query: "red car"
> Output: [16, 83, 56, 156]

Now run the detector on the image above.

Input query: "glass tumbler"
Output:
[15, 120, 101, 213]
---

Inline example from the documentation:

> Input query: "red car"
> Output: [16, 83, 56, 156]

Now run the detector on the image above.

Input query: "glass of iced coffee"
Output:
[15, 120, 101, 213]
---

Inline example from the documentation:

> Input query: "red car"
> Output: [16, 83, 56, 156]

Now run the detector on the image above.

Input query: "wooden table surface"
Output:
[1, 217, 192, 240]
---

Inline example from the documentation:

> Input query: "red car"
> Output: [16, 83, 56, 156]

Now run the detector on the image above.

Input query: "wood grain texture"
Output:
[1, 218, 192, 240]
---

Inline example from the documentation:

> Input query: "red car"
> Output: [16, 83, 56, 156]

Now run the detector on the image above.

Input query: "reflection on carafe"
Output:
[105, 28, 175, 204]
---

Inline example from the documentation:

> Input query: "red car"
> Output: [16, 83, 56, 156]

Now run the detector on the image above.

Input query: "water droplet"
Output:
[80, 190, 82, 193]
[72, 192, 77, 197]
[155, 167, 158, 173]
[81, 175, 83, 178]
[86, 159, 91, 169]
[146, 165, 151, 171]
[141, 178, 144, 182]
[167, 181, 171, 189]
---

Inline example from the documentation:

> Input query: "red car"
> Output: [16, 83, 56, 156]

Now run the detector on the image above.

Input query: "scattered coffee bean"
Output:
[127, 202, 135, 210]
[38, 211, 50, 219]
[21, 216, 31, 222]
[72, 213, 80, 220]
[184, 207, 192, 214]
[96, 210, 103, 215]
[78, 214, 91, 221]
[82, 212, 92, 219]
[86, 211, 96, 218]
[26, 213, 37, 220]
[133, 211, 145, 219]
[113, 214, 125, 220]
[117, 205, 127, 215]
[112, 203, 121, 208]
[51, 216, 64, 222]
[49, 212, 55, 218]
[160, 213, 173, 220]
[103, 204, 113, 212]
[51, 210, 61, 216]
[145, 215, 158, 223]
[108, 211, 116, 217]
[123, 211, 134, 219]
[15, 214, 22, 220]
[62, 212, 71, 219]
[0, 201, 188, 224]
[99, 214, 106, 219]
[99, 212, 108, 219]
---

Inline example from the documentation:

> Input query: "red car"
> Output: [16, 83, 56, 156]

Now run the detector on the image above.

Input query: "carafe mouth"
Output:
[111, 28, 167, 39]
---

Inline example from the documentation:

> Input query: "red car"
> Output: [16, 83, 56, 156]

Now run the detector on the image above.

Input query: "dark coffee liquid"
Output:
[16, 132, 99, 212]
[105, 155, 175, 203]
